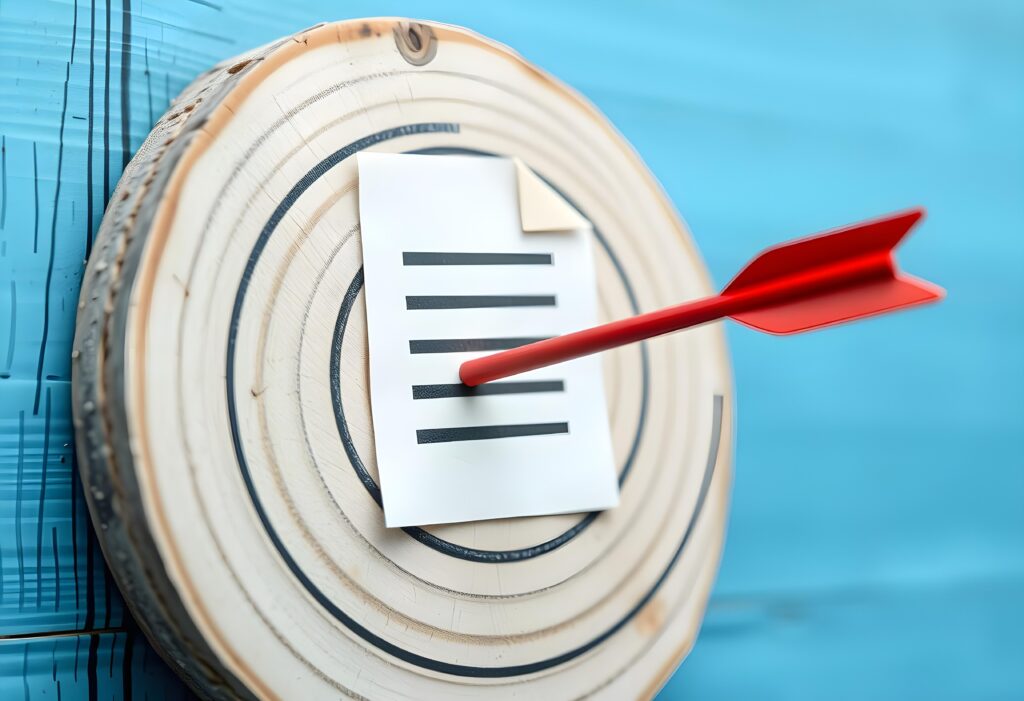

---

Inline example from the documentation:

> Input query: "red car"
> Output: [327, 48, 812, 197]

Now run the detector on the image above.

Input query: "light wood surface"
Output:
[71, 18, 732, 700]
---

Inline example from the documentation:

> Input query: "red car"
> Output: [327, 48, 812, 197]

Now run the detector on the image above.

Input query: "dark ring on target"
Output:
[227, 124, 724, 676]
[329, 146, 650, 562]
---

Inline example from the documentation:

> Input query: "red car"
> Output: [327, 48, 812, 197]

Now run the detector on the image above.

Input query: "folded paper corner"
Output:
[513, 158, 591, 233]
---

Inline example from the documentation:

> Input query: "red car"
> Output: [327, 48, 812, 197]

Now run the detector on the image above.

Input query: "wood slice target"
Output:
[72, 18, 733, 701]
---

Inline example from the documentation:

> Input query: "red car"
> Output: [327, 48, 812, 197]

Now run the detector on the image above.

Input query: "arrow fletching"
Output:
[722, 207, 944, 334]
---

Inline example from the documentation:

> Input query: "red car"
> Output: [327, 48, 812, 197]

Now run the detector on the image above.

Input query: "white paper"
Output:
[357, 153, 618, 527]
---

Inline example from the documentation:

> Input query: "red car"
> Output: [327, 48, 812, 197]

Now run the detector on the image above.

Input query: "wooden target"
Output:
[72, 18, 733, 701]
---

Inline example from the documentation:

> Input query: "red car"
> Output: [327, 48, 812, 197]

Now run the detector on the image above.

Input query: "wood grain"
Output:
[71, 19, 732, 700]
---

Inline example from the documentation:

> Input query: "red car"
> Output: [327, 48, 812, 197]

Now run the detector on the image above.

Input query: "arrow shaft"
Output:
[459, 250, 893, 386]
[459, 296, 726, 386]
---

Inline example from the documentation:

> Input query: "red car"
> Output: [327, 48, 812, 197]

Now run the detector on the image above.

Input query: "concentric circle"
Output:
[326, 158, 650, 566]
[73, 19, 733, 700]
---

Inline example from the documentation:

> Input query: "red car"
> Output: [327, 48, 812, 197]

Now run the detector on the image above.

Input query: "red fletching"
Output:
[729, 273, 944, 335]
[723, 207, 944, 334]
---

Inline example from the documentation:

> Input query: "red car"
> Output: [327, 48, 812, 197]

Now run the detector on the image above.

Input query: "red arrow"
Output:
[459, 208, 944, 386]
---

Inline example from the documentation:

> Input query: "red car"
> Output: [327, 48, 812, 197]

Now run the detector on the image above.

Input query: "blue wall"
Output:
[1, 1, 1021, 698]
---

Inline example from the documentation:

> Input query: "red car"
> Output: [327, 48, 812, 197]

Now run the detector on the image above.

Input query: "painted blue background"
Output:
[0, 1, 1021, 698]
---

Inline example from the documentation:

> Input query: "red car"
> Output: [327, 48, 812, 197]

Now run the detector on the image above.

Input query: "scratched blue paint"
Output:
[0, 1, 1021, 699]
